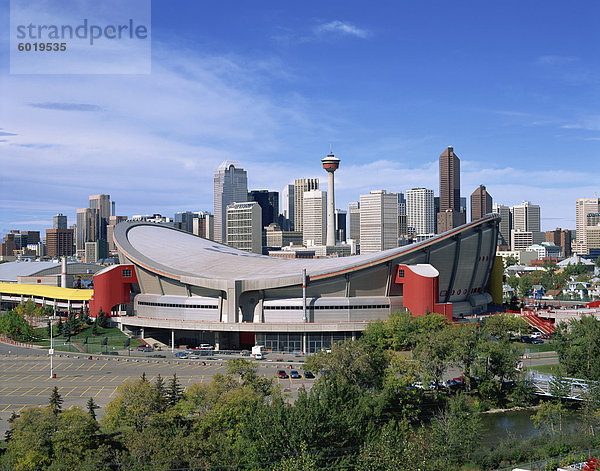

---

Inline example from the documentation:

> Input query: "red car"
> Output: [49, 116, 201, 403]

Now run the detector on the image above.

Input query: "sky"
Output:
[1, 0, 599, 238]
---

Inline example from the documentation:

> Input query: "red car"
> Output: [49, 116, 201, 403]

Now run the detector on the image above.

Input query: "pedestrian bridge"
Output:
[528, 372, 596, 401]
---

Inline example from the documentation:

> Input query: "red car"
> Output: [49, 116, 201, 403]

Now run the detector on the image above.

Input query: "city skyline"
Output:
[1, 1, 600, 235]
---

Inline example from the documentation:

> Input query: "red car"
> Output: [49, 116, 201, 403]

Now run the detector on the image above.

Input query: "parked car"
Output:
[137, 346, 154, 352]
[277, 370, 289, 379]
[520, 336, 533, 344]
[303, 371, 315, 379]
[531, 338, 544, 344]
[530, 331, 543, 339]
[198, 344, 214, 350]
[174, 352, 188, 359]
[290, 370, 302, 379]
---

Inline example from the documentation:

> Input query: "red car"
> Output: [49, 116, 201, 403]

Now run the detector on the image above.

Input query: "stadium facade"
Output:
[88, 214, 501, 352]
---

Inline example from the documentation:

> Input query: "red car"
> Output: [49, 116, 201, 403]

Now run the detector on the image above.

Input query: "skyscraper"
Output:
[334, 209, 347, 243]
[471, 185, 493, 221]
[281, 184, 294, 230]
[492, 204, 511, 247]
[226, 202, 262, 254]
[407, 188, 435, 237]
[511, 201, 541, 232]
[248, 190, 279, 228]
[89, 194, 111, 241]
[359, 190, 398, 253]
[574, 197, 600, 255]
[294, 178, 319, 236]
[174, 211, 196, 233]
[437, 146, 465, 232]
[53, 213, 67, 230]
[214, 161, 248, 244]
[302, 189, 327, 246]
[76, 207, 97, 258]
[348, 202, 360, 242]
[45, 229, 74, 257]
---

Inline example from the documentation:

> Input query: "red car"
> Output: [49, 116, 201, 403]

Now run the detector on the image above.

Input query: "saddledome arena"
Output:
[102, 214, 500, 353]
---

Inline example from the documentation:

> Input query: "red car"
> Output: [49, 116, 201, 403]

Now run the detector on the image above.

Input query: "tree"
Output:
[154, 374, 167, 412]
[49, 386, 63, 415]
[450, 322, 480, 391]
[504, 255, 519, 268]
[86, 397, 99, 421]
[97, 308, 107, 327]
[531, 401, 566, 435]
[412, 326, 453, 391]
[91, 319, 98, 336]
[554, 315, 600, 380]
[101, 377, 165, 432]
[56, 317, 63, 336]
[274, 441, 318, 471]
[596, 256, 600, 269]
[304, 338, 387, 391]
[167, 373, 184, 406]
[430, 393, 482, 469]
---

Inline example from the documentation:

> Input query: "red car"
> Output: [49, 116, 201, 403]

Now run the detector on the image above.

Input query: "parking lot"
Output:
[0, 343, 315, 437]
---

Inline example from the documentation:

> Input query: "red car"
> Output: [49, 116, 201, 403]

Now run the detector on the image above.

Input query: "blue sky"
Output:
[1, 0, 599, 237]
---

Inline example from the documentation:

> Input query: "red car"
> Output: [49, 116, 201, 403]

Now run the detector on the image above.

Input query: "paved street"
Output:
[0, 343, 315, 437]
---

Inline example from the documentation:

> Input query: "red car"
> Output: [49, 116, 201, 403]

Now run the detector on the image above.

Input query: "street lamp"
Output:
[49, 313, 56, 379]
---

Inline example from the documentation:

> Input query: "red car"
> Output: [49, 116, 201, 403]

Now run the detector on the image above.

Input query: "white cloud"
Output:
[535, 55, 578, 66]
[315, 20, 369, 39]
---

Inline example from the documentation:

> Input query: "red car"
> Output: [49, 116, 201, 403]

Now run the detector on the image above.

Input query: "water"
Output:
[479, 408, 581, 445]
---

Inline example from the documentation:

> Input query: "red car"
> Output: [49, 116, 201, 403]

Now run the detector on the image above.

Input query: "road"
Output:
[0, 343, 314, 437]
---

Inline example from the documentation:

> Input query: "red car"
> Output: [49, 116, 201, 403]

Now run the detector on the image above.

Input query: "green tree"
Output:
[101, 377, 164, 432]
[450, 322, 480, 391]
[531, 401, 566, 435]
[86, 397, 99, 421]
[273, 441, 318, 471]
[430, 392, 482, 469]
[49, 386, 63, 416]
[56, 317, 63, 336]
[413, 326, 452, 391]
[554, 315, 600, 380]
[91, 319, 98, 336]
[167, 373, 184, 406]
[304, 338, 387, 391]
[97, 308, 107, 327]
[504, 255, 519, 268]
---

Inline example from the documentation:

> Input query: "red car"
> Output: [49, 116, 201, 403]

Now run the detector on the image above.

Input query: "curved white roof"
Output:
[114, 214, 500, 283]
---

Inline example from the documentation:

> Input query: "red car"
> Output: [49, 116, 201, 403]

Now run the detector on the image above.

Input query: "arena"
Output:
[90, 214, 502, 353]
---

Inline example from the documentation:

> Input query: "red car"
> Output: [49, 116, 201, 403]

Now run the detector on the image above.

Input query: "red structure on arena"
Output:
[394, 264, 453, 319]
[89, 264, 137, 317]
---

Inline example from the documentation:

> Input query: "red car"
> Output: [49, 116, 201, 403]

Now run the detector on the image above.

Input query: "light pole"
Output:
[49, 307, 56, 379]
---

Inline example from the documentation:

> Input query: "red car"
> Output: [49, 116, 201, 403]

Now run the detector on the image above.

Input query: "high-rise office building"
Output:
[76, 207, 97, 258]
[545, 228, 572, 257]
[437, 146, 465, 232]
[248, 190, 279, 228]
[492, 204, 511, 248]
[226, 202, 262, 254]
[107, 215, 127, 251]
[407, 188, 435, 237]
[334, 209, 347, 243]
[46, 229, 74, 257]
[511, 201, 541, 232]
[294, 178, 319, 236]
[214, 161, 248, 244]
[53, 214, 67, 230]
[348, 202, 360, 242]
[302, 189, 327, 246]
[89, 194, 111, 241]
[174, 211, 196, 233]
[574, 198, 600, 255]
[359, 190, 398, 254]
[281, 184, 294, 230]
[193, 212, 214, 240]
[471, 185, 493, 221]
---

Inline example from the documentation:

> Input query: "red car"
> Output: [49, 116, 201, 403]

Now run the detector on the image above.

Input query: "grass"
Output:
[522, 342, 557, 354]
[526, 364, 560, 374]
[28, 325, 144, 353]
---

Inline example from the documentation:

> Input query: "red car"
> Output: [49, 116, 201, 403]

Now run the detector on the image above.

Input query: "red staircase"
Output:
[521, 311, 555, 335]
